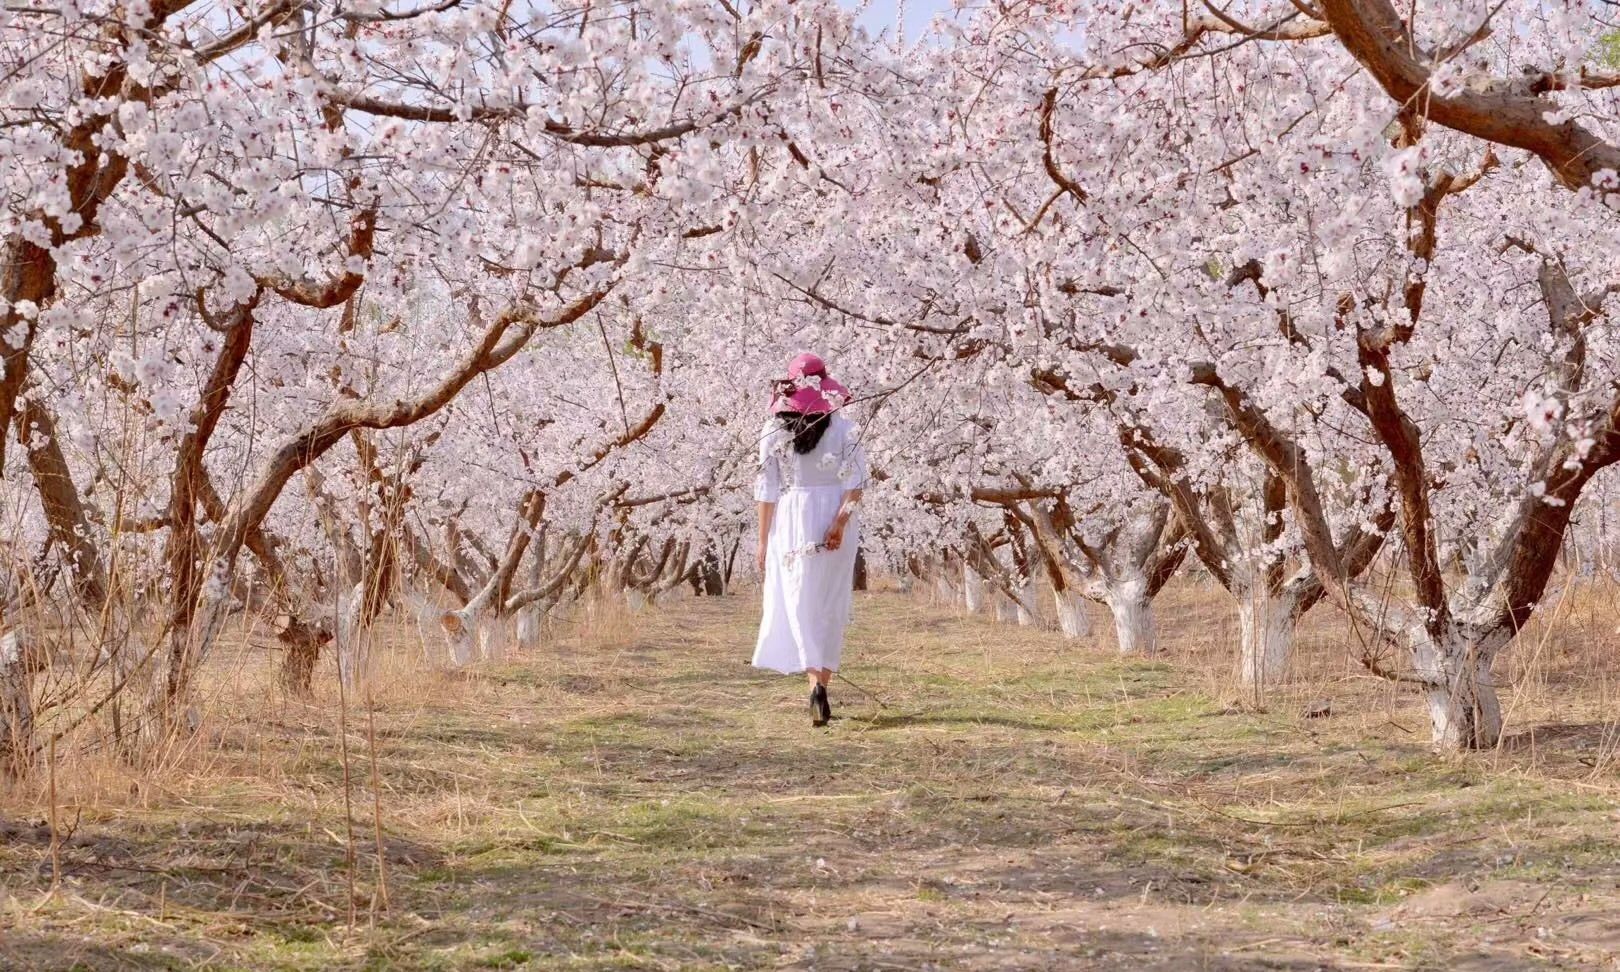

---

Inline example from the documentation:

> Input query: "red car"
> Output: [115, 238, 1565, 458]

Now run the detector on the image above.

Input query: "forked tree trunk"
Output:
[1024, 500, 1182, 650]
[964, 528, 1045, 627]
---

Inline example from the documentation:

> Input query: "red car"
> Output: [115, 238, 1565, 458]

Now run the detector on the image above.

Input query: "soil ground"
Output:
[4, 586, 1620, 970]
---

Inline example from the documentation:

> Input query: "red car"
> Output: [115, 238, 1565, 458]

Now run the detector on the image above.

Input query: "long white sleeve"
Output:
[840, 424, 869, 489]
[754, 427, 782, 502]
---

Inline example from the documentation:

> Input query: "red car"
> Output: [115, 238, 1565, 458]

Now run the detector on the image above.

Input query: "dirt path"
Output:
[3, 592, 1619, 970]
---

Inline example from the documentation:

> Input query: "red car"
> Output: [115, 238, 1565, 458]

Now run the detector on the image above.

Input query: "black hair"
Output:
[778, 410, 831, 454]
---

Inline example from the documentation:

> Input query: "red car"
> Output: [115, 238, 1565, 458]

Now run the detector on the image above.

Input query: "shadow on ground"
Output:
[4, 592, 1617, 970]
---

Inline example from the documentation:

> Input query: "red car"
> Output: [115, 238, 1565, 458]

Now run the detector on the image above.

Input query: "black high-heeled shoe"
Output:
[810, 685, 830, 727]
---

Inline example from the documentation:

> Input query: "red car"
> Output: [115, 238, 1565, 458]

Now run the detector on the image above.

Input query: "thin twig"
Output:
[834, 671, 890, 709]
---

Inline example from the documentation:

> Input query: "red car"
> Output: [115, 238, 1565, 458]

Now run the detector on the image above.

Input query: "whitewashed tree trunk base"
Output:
[407, 590, 446, 666]
[1, 630, 32, 778]
[336, 584, 370, 692]
[962, 563, 985, 614]
[1425, 647, 1503, 751]
[515, 609, 543, 653]
[1235, 592, 1298, 699]
[1054, 589, 1092, 639]
[479, 617, 508, 664]
[441, 609, 478, 668]
[1014, 580, 1039, 627]
[1106, 578, 1155, 654]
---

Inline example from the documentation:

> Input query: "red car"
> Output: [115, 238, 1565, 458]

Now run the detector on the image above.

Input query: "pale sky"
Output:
[844, 0, 960, 43]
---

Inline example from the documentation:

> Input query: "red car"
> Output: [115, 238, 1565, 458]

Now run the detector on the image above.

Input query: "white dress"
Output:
[752, 414, 868, 674]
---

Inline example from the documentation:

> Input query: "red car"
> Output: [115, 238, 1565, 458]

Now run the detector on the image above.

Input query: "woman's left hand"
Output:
[824, 516, 847, 551]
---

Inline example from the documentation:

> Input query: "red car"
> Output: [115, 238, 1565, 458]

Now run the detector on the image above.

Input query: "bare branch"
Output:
[323, 87, 759, 148]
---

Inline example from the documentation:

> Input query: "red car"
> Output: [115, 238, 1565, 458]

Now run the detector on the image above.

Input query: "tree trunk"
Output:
[723, 536, 740, 592]
[442, 608, 506, 666]
[480, 615, 508, 664]
[164, 574, 232, 723]
[0, 630, 33, 779]
[1105, 575, 1155, 653]
[19, 398, 107, 606]
[1235, 588, 1299, 697]
[515, 607, 543, 652]
[441, 608, 479, 667]
[335, 582, 369, 692]
[514, 545, 545, 652]
[1013, 577, 1038, 627]
[1417, 629, 1504, 750]
[1054, 588, 1092, 639]
[853, 548, 868, 591]
[961, 561, 985, 613]
[691, 551, 724, 596]
[278, 615, 326, 696]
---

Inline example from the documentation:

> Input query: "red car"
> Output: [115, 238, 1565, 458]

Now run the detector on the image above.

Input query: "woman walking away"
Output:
[753, 353, 867, 727]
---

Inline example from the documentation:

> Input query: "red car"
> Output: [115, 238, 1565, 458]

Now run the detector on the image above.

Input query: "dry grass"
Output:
[4, 583, 1620, 970]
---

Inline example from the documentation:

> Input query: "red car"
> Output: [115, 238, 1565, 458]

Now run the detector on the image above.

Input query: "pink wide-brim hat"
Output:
[771, 352, 851, 414]
[787, 353, 827, 380]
